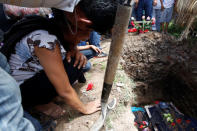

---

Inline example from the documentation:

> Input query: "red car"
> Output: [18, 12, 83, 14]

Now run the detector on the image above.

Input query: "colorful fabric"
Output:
[132, 107, 145, 112]
[4, 4, 51, 19]
[145, 102, 197, 131]
[0, 0, 80, 12]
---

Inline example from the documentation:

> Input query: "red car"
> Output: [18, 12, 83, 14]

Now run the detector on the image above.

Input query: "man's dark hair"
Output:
[79, 0, 120, 34]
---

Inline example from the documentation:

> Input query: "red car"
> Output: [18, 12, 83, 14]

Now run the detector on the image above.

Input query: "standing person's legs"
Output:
[144, 0, 153, 18]
[136, 0, 144, 21]
[0, 67, 36, 131]
[155, 9, 162, 32]
[165, 7, 174, 33]
[160, 8, 167, 33]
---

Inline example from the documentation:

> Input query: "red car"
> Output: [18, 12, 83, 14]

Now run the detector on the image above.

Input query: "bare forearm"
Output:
[77, 45, 91, 51]
[160, 0, 164, 5]
[60, 87, 86, 113]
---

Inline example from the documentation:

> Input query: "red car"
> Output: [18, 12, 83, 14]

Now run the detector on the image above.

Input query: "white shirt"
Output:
[0, 0, 80, 12]
[163, 0, 175, 8]
[154, 0, 162, 9]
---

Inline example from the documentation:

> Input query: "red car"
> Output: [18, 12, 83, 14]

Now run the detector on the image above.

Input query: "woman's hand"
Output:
[82, 99, 101, 115]
[66, 48, 87, 69]
[90, 45, 102, 54]
[161, 4, 165, 11]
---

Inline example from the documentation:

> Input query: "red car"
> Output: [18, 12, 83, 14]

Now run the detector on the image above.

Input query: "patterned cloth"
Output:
[0, 0, 80, 12]
[9, 30, 66, 85]
[4, 4, 51, 19]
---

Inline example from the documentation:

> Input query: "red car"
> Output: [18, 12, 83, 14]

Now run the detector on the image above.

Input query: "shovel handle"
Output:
[101, 4, 132, 103]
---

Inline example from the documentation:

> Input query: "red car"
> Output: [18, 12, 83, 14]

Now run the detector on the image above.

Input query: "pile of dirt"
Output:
[121, 32, 197, 119]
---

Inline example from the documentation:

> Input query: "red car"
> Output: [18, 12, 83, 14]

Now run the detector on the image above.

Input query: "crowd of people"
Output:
[130, 0, 177, 33]
[0, 0, 119, 130]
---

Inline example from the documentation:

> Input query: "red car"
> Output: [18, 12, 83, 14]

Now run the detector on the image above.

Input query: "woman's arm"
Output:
[77, 45, 101, 53]
[160, 0, 165, 11]
[34, 44, 100, 114]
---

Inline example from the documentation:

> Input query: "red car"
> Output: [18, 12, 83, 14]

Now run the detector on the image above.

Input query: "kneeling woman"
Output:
[1, 0, 119, 116]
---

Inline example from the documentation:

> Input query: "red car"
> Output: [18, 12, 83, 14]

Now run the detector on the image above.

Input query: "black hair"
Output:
[79, 0, 120, 35]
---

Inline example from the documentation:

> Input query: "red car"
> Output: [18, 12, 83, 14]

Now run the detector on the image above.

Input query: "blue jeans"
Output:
[153, 9, 162, 32]
[80, 49, 98, 72]
[89, 31, 101, 49]
[136, 0, 153, 21]
[0, 52, 42, 131]
[0, 67, 36, 131]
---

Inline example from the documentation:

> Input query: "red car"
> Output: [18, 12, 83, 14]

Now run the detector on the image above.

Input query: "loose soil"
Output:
[121, 32, 197, 119]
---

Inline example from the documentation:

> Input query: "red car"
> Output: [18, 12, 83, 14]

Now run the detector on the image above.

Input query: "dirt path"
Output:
[55, 39, 137, 131]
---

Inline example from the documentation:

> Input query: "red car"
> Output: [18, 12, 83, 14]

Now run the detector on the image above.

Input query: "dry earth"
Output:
[55, 39, 137, 131]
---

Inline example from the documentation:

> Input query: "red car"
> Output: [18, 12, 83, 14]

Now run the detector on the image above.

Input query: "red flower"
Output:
[131, 21, 135, 26]
[152, 21, 155, 25]
[139, 125, 144, 129]
[86, 83, 93, 91]
[176, 119, 182, 124]
[142, 121, 147, 125]
[154, 101, 160, 104]
[171, 122, 176, 126]
[128, 28, 137, 33]
[186, 120, 191, 124]
[144, 29, 149, 33]
[139, 30, 144, 34]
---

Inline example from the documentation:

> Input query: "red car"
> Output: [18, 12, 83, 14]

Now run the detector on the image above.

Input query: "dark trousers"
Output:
[136, 0, 153, 21]
[20, 58, 84, 108]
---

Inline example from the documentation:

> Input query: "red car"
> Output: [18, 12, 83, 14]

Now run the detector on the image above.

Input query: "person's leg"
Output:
[155, 9, 162, 32]
[160, 8, 167, 33]
[165, 7, 174, 33]
[136, 0, 144, 21]
[23, 111, 42, 131]
[80, 49, 98, 60]
[0, 67, 35, 131]
[144, 0, 153, 18]
[89, 31, 101, 49]
[165, 22, 169, 33]
[82, 61, 91, 72]
[20, 58, 84, 108]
